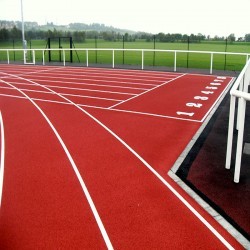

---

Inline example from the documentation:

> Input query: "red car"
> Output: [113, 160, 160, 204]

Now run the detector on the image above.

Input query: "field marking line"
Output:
[42, 84, 138, 96]
[56, 65, 183, 77]
[0, 111, 5, 208]
[109, 107, 201, 122]
[0, 93, 201, 122]
[108, 73, 187, 109]
[0, 78, 114, 250]
[61, 92, 123, 102]
[2, 72, 235, 250]
[0, 86, 124, 102]
[26, 75, 159, 87]
[2, 79, 149, 91]
[0, 66, 63, 79]
[23, 71, 166, 84]
[0, 93, 26, 99]
[38, 70, 176, 81]
[28, 66, 180, 79]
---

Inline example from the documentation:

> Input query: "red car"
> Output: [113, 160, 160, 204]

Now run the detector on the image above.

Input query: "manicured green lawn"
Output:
[0, 39, 249, 71]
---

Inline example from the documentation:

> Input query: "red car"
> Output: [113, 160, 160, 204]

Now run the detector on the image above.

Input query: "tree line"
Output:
[1, 26, 250, 43]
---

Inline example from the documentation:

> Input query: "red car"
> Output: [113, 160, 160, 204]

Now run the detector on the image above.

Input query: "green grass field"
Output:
[0, 39, 250, 71]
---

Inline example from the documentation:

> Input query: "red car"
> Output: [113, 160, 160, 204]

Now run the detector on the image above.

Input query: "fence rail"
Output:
[0, 48, 250, 74]
[225, 58, 250, 182]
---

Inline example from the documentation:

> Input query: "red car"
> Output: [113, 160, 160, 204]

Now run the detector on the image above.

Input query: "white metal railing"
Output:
[0, 48, 249, 74]
[225, 58, 250, 183]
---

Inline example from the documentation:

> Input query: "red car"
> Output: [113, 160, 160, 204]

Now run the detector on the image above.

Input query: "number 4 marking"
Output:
[201, 91, 214, 95]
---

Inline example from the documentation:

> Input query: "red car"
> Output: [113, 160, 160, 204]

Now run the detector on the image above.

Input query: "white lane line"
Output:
[0, 111, 5, 207]
[26, 75, 159, 87]
[44, 85, 137, 96]
[108, 73, 187, 109]
[24, 73, 163, 84]
[0, 78, 114, 250]
[5, 79, 149, 91]
[0, 93, 201, 122]
[0, 86, 123, 102]
[0, 66, 63, 79]
[25, 70, 176, 81]
[3, 72, 235, 250]
[43, 66, 182, 78]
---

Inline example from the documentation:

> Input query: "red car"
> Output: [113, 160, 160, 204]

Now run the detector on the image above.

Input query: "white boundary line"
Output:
[0, 66, 64, 79]
[0, 111, 5, 207]
[1, 74, 234, 124]
[26, 75, 159, 87]
[24, 72, 165, 83]
[0, 86, 124, 102]
[0, 78, 114, 250]
[42, 85, 137, 96]
[0, 64, 181, 79]
[1, 71, 236, 249]
[4, 78, 149, 91]
[0, 92, 201, 123]
[1, 81, 138, 96]
[108, 73, 186, 109]
[30, 70, 176, 81]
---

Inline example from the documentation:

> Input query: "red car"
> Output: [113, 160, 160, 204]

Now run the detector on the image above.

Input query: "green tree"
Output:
[245, 33, 250, 42]
[0, 28, 9, 40]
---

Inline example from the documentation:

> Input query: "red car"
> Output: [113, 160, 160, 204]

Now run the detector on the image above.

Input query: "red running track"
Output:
[0, 64, 243, 249]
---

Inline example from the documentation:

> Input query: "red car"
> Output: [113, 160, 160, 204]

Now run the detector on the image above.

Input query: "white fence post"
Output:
[7, 50, 9, 64]
[142, 50, 144, 70]
[225, 95, 236, 169]
[42, 50, 45, 65]
[210, 53, 213, 74]
[112, 50, 115, 68]
[234, 97, 246, 183]
[174, 51, 177, 72]
[226, 58, 250, 182]
[86, 50, 89, 67]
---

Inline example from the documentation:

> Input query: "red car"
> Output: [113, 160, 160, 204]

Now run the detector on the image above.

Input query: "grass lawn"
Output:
[0, 39, 249, 71]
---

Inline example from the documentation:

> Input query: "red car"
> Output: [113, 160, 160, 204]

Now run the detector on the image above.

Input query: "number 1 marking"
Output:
[177, 111, 194, 117]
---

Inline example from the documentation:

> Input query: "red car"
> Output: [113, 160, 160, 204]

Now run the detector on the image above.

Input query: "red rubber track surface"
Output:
[0, 65, 243, 249]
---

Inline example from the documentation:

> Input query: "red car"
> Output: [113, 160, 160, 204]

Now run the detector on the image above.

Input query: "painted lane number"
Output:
[176, 77, 226, 118]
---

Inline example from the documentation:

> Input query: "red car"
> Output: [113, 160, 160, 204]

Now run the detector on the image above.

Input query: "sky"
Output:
[1, 0, 250, 38]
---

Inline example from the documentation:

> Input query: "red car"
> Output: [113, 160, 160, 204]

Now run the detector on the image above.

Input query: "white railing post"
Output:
[236, 78, 244, 130]
[7, 50, 9, 64]
[63, 50, 66, 66]
[42, 50, 45, 65]
[225, 95, 236, 169]
[174, 51, 177, 72]
[32, 50, 35, 64]
[112, 50, 115, 68]
[86, 50, 89, 67]
[142, 50, 144, 70]
[23, 50, 26, 64]
[226, 58, 250, 182]
[234, 96, 246, 183]
[210, 53, 213, 74]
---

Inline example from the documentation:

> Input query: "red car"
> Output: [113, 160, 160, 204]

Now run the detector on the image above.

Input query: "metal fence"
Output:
[0, 48, 250, 74]
[225, 58, 250, 183]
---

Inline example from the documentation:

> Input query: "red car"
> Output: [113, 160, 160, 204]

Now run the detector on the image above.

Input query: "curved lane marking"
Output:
[0, 78, 114, 250]
[1, 71, 235, 250]
[0, 111, 5, 207]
